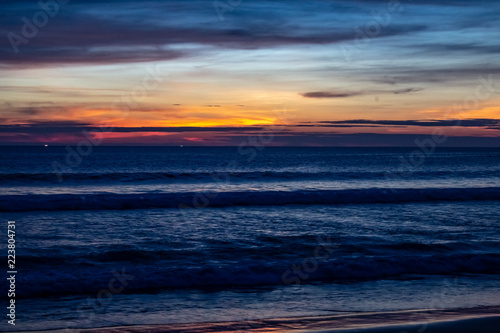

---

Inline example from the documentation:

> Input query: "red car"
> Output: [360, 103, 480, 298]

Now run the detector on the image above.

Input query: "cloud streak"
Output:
[301, 88, 423, 99]
[304, 119, 500, 128]
[0, 0, 429, 66]
[0, 125, 266, 134]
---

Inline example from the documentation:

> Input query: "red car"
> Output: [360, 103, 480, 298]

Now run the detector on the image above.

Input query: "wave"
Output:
[6, 252, 500, 298]
[0, 170, 497, 184]
[1, 187, 500, 212]
[17, 240, 500, 268]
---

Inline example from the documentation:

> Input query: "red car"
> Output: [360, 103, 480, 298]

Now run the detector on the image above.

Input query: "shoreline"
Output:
[23, 306, 500, 333]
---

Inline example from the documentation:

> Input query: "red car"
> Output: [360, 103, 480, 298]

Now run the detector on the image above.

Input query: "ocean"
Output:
[0, 146, 499, 331]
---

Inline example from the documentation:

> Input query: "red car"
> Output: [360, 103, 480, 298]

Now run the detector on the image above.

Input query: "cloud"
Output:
[1, 121, 499, 146]
[0, 0, 429, 66]
[301, 88, 423, 99]
[393, 88, 423, 94]
[3, 118, 499, 136]
[301, 91, 360, 98]
[0, 124, 265, 134]
[370, 66, 500, 85]
[411, 43, 500, 56]
[23, 120, 93, 127]
[307, 119, 500, 127]
[296, 124, 379, 128]
[0, 105, 84, 121]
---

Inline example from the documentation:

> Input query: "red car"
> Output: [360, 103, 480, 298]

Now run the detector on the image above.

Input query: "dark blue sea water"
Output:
[0, 147, 499, 331]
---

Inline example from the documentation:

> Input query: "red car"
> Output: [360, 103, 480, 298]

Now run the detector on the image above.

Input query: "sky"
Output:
[1, 0, 500, 146]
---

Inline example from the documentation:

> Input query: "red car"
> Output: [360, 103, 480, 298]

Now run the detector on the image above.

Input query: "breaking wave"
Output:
[1, 186, 500, 212]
